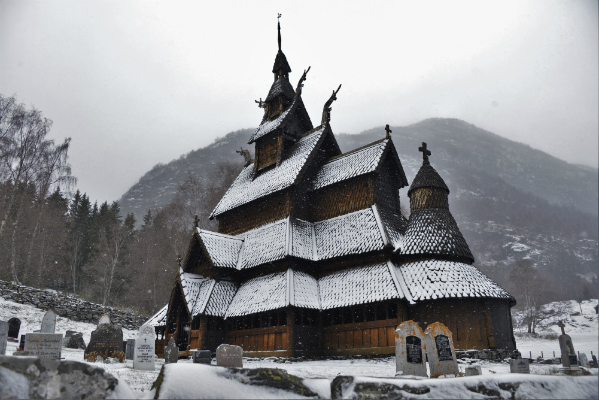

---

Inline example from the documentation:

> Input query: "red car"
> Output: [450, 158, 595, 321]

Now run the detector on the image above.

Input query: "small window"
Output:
[269, 312, 278, 327]
[333, 309, 342, 325]
[343, 308, 353, 324]
[365, 304, 376, 322]
[376, 304, 387, 320]
[354, 306, 365, 323]
[388, 303, 398, 319]
[278, 311, 287, 326]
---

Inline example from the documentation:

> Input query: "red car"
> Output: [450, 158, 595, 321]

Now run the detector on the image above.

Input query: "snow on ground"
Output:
[1, 297, 597, 398]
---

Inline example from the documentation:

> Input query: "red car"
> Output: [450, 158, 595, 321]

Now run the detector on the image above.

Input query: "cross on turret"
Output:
[419, 142, 431, 164]
[194, 214, 199, 228]
[385, 124, 392, 139]
[177, 254, 182, 267]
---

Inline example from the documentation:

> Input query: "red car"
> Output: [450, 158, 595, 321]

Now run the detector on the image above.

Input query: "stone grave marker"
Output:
[41, 310, 56, 333]
[0, 320, 8, 355]
[510, 358, 530, 373]
[125, 339, 136, 360]
[394, 320, 427, 377]
[465, 365, 482, 376]
[557, 321, 578, 368]
[8, 318, 20, 340]
[134, 325, 155, 370]
[85, 320, 123, 359]
[164, 337, 179, 364]
[66, 332, 86, 350]
[579, 353, 589, 368]
[424, 322, 459, 378]
[24, 333, 63, 359]
[193, 350, 212, 364]
[98, 314, 111, 325]
[216, 344, 243, 368]
[19, 335, 26, 351]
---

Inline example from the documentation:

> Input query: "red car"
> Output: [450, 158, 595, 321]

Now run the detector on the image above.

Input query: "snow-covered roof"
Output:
[145, 304, 168, 327]
[204, 281, 237, 317]
[319, 262, 404, 309]
[293, 270, 320, 310]
[377, 207, 408, 251]
[211, 126, 326, 217]
[408, 162, 449, 196]
[397, 260, 513, 301]
[225, 272, 288, 317]
[311, 139, 389, 191]
[198, 230, 243, 269]
[179, 271, 206, 315]
[239, 219, 288, 269]
[264, 76, 295, 103]
[400, 208, 474, 263]
[314, 208, 387, 260]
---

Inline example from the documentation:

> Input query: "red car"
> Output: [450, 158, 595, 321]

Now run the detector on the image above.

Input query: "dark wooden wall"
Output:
[374, 158, 402, 213]
[218, 191, 292, 235]
[255, 135, 282, 171]
[311, 176, 375, 222]
[409, 188, 449, 212]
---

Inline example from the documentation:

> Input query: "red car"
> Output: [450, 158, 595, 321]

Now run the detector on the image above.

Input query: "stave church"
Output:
[146, 21, 516, 357]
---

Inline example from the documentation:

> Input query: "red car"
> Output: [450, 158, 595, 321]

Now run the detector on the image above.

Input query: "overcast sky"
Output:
[1, 0, 597, 203]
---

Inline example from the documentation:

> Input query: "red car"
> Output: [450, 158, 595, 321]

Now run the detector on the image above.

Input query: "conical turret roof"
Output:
[272, 50, 292, 74]
[408, 162, 449, 196]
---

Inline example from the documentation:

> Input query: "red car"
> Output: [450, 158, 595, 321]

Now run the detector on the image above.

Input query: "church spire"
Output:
[278, 13, 282, 51]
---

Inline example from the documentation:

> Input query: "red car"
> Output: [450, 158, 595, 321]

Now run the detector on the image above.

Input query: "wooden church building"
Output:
[147, 22, 516, 357]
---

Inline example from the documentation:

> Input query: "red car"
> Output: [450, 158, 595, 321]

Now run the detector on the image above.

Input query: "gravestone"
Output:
[557, 321, 577, 368]
[66, 333, 86, 350]
[510, 358, 530, 373]
[19, 335, 26, 351]
[164, 337, 179, 364]
[394, 320, 427, 377]
[133, 325, 155, 370]
[465, 365, 482, 376]
[578, 353, 589, 368]
[41, 310, 57, 334]
[193, 350, 212, 364]
[216, 344, 243, 368]
[125, 339, 136, 360]
[98, 314, 111, 325]
[24, 333, 63, 359]
[8, 318, 20, 339]
[424, 322, 459, 378]
[0, 320, 8, 355]
[85, 321, 123, 359]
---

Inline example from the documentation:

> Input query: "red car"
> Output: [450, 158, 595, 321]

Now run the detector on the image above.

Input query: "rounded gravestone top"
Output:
[98, 314, 111, 325]
[139, 325, 154, 336]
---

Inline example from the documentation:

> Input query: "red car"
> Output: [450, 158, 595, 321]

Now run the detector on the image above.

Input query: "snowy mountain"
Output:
[118, 119, 598, 299]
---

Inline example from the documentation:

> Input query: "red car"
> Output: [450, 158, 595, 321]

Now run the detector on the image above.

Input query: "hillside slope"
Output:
[119, 119, 598, 299]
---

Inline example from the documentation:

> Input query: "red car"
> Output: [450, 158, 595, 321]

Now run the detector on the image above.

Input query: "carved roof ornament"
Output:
[385, 124, 392, 139]
[321, 84, 342, 125]
[419, 142, 431, 165]
[236, 147, 253, 167]
[295, 66, 311, 96]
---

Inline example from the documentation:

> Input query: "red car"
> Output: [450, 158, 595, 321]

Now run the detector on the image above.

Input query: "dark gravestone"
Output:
[435, 335, 453, 361]
[8, 318, 20, 339]
[19, 335, 26, 351]
[164, 337, 178, 364]
[193, 350, 211, 364]
[84, 324, 123, 359]
[0, 320, 7, 355]
[125, 339, 135, 360]
[406, 336, 423, 364]
[66, 333, 86, 350]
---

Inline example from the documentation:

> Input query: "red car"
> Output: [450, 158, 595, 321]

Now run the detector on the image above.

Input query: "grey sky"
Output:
[1, 0, 597, 203]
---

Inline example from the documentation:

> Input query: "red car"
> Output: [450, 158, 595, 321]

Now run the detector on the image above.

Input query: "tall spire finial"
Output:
[419, 142, 431, 164]
[277, 14, 282, 51]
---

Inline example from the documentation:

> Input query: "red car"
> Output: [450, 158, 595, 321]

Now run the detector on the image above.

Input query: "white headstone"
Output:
[510, 358, 530, 373]
[465, 365, 482, 376]
[98, 314, 111, 325]
[24, 333, 63, 359]
[579, 353, 589, 368]
[41, 310, 56, 334]
[133, 325, 155, 370]
[0, 320, 8, 355]
[394, 320, 427, 377]
[216, 344, 243, 368]
[424, 322, 459, 378]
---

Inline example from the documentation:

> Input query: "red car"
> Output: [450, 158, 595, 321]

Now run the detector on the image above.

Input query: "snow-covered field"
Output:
[1, 297, 597, 398]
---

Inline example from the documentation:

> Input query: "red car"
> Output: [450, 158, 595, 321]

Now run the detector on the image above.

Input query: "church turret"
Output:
[401, 142, 474, 264]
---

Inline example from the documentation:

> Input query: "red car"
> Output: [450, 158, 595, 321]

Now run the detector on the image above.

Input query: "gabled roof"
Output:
[319, 262, 405, 310]
[249, 93, 313, 144]
[145, 304, 168, 327]
[400, 208, 474, 263]
[265, 77, 295, 103]
[225, 271, 288, 317]
[397, 260, 513, 302]
[239, 219, 288, 269]
[272, 50, 291, 73]
[408, 162, 449, 196]
[211, 125, 326, 218]
[311, 138, 408, 191]
[197, 230, 243, 269]
[179, 270, 206, 315]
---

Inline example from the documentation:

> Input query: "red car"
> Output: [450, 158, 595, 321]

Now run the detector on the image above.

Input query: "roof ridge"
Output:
[324, 138, 388, 164]
[198, 229, 243, 241]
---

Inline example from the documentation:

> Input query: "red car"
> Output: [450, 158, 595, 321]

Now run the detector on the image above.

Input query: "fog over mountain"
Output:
[119, 118, 598, 300]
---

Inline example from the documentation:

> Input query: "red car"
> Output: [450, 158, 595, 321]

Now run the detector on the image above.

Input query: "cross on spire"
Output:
[385, 124, 392, 139]
[177, 254, 182, 267]
[419, 142, 431, 164]
[277, 14, 282, 51]
[194, 214, 199, 228]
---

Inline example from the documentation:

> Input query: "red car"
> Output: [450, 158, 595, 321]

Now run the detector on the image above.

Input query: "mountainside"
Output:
[119, 118, 598, 300]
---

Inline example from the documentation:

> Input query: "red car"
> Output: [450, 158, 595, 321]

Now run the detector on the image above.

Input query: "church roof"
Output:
[400, 208, 474, 263]
[397, 260, 513, 302]
[272, 50, 291, 73]
[226, 271, 288, 317]
[179, 270, 206, 316]
[198, 230, 243, 269]
[408, 162, 449, 196]
[145, 304, 168, 327]
[265, 76, 295, 103]
[211, 125, 326, 218]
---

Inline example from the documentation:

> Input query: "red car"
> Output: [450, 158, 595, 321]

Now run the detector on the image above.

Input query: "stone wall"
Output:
[0, 280, 146, 330]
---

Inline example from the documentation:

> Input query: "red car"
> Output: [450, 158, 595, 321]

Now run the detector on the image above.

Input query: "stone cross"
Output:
[424, 322, 459, 378]
[419, 142, 431, 164]
[134, 325, 155, 370]
[41, 310, 56, 334]
[394, 320, 427, 377]
[0, 320, 8, 355]
[385, 124, 392, 139]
